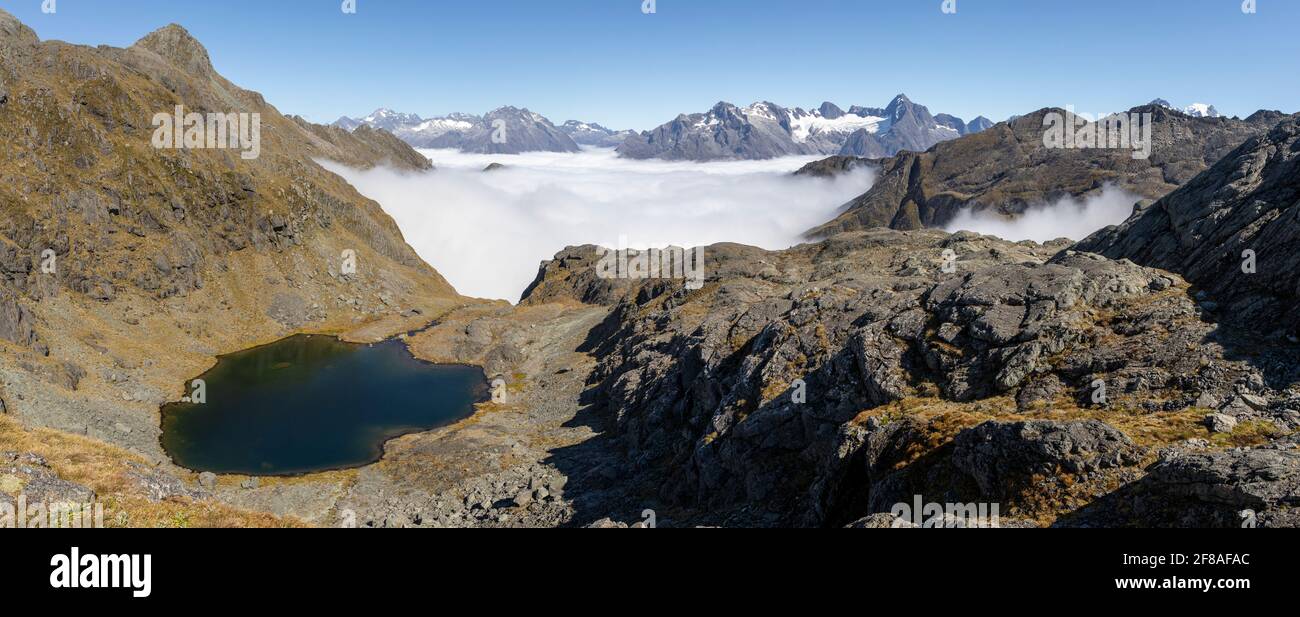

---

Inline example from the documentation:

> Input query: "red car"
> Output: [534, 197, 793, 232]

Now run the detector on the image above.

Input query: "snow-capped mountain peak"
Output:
[363, 108, 419, 123]
[1182, 103, 1221, 118]
[412, 117, 475, 133]
[787, 105, 887, 144]
[1149, 99, 1221, 118]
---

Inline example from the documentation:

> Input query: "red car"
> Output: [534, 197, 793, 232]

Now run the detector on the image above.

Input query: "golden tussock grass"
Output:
[0, 415, 304, 528]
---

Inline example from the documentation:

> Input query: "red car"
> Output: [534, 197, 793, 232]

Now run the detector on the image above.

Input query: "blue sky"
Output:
[4, 0, 1297, 130]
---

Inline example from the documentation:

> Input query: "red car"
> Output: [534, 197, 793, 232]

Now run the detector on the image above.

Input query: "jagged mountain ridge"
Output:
[615, 94, 987, 162]
[808, 103, 1294, 237]
[335, 107, 585, 154]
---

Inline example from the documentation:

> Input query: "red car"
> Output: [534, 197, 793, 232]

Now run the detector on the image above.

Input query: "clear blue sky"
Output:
[4, 0, 1296, 130]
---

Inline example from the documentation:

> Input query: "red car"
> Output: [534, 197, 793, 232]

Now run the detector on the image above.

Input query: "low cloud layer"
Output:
[943, 186, 1141, 243]
[324, 149, 873, 301]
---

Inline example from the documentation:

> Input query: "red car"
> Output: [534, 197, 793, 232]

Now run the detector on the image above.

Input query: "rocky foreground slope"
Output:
[808, 105, 1292, 237]
[255, 218, 1291, 528]
[509, 230, 1299, 527]
[0, 12, 468, 524]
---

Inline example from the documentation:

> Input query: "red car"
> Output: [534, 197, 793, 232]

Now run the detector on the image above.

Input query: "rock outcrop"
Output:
[1143, 445, 1300, 527]
[1077, 117, 1300, 335]
[793, 155, 871, 178]
[953, 420, 1144, 499]
[0, 287, 45, 354]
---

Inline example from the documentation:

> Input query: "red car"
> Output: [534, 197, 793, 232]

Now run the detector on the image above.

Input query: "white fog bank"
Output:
[943, 186, 1141, 243]
[324, 148, 873, 301]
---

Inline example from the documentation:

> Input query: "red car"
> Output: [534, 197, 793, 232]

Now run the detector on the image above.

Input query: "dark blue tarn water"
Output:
[160, 334, 488, 476]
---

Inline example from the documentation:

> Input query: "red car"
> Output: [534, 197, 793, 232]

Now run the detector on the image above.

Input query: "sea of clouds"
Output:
[943, 185, 1140, 243]
[323, 148, 874, 301]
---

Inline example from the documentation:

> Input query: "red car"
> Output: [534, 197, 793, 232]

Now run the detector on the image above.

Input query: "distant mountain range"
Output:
[335, 108, 638, 154]
[334, 107, 582, 154]
[335, 94, 991, 160]
[616, 94, 992, 161]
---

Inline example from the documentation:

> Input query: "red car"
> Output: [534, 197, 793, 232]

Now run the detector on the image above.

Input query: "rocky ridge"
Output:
[808, 105, 1293, 237]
